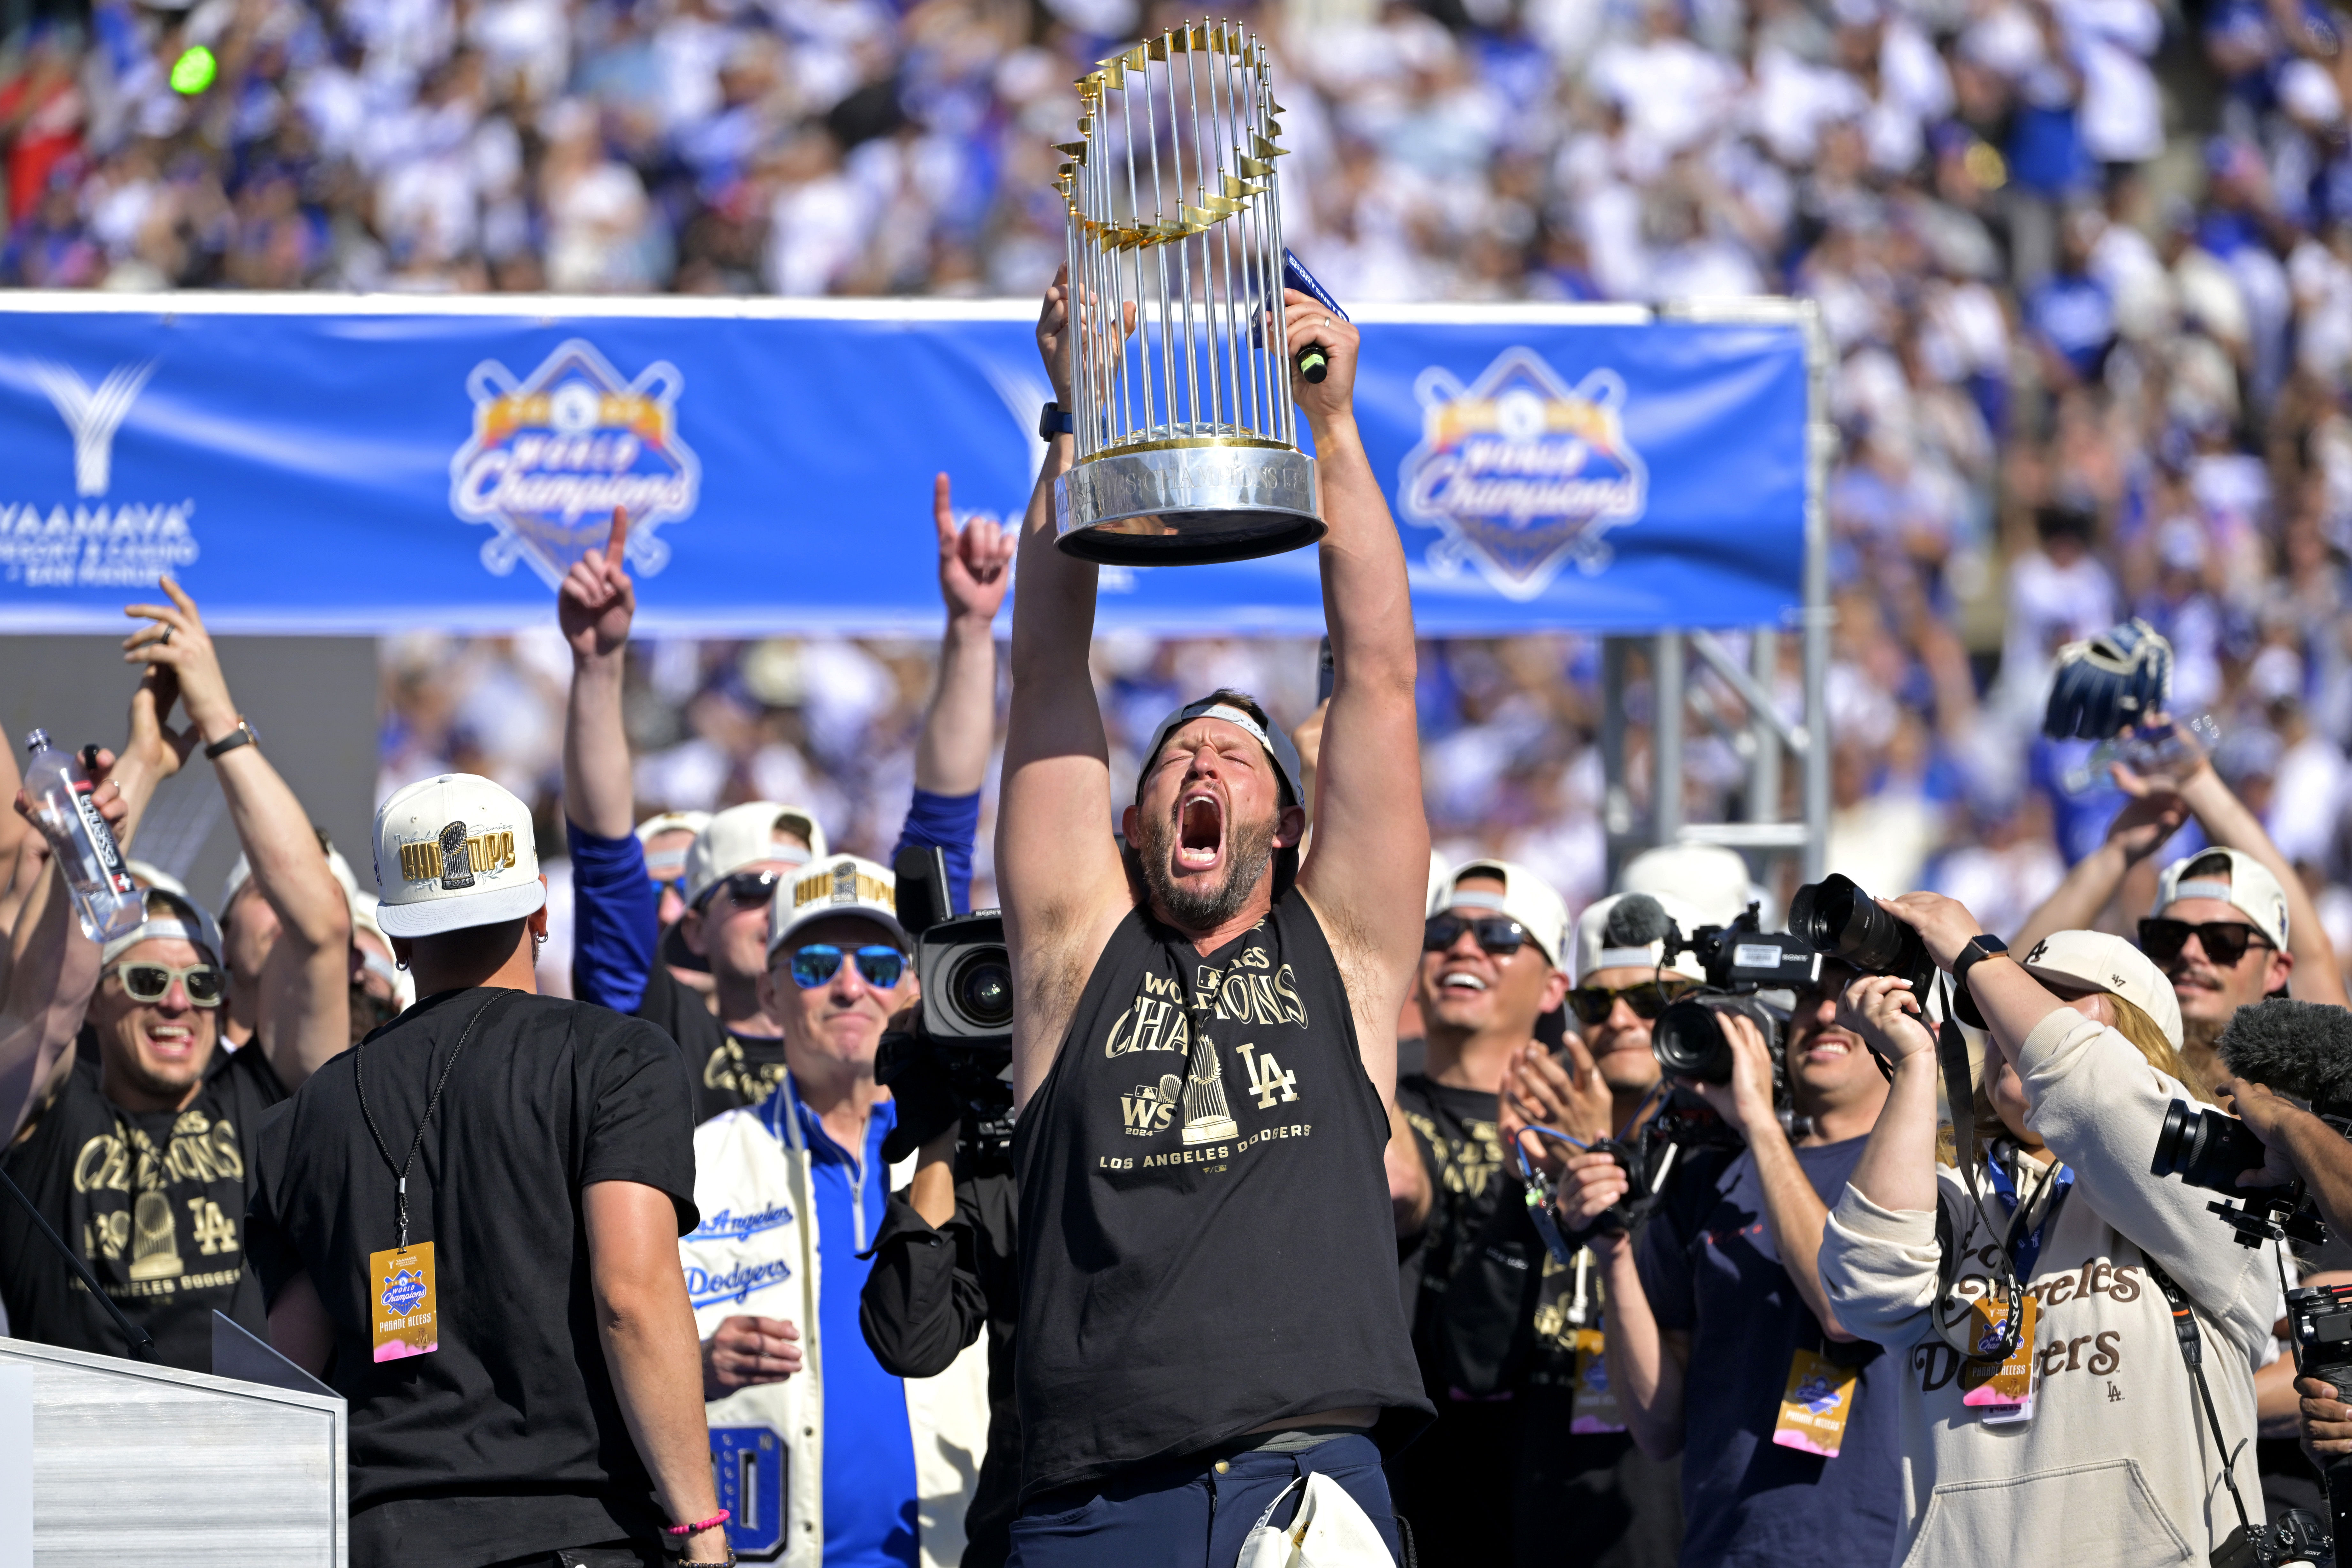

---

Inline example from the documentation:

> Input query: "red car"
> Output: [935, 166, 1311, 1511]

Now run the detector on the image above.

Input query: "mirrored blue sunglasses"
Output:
[789, 944, 907, 990]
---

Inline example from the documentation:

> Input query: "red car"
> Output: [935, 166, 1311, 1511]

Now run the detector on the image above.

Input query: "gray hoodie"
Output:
[1818, 1008, 2278, 1568]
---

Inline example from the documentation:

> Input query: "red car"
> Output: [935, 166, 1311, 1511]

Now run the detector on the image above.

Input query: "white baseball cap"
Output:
[125, 860, 189, 898]
[373, 773, 547, 938]
[224, 839, 361, 915]
[1430, 858, 1570, 967]
[636, 810, 711, 884]
[2155, 848, 2290, 953]
[1137, 693, 1305, 806]
[2019, 929, 2184, 1050]
[1571, 890, 1708, 985]
[102, 886, 225, 968]
[1617, 843, 1758, 929]
[684, 802, 827, 909]
[767, 853, 910, 957]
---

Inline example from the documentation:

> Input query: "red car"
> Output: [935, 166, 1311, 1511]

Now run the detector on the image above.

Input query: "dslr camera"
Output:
[1789, 872, 1986, 1031]
[873, 847, 1016, 1163]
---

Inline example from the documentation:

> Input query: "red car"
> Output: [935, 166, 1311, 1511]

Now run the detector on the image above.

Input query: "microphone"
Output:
[2218, 1001, 2352, 1118]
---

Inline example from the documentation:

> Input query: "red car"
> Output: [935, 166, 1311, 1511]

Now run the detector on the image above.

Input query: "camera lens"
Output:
[950, 948, 1014, 1030]
[1789, 873, 1931, 983]
[2152, 1097, 2202, 1178]
[1653, 1000, 1731, 1082]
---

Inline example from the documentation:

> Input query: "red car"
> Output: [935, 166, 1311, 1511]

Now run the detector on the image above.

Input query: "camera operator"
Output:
[1537, 949, 1899, 1565]
[2014, 734, 2347, 1091]
[1821, 902, 2279, 1564]
[2219, 1002, 2352, 1244]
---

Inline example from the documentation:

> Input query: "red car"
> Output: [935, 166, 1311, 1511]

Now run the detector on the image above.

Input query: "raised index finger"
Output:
[605, 506, 629, 566]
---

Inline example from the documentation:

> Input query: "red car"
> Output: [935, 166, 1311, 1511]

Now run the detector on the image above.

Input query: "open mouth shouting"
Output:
[143, 1020, 200, 1067]
[1176, 791, 1224, 876]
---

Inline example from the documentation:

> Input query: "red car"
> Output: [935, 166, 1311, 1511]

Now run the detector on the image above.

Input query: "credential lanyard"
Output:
[1985, 1148, 2074, 1282]
[355, 994, 497, 1249]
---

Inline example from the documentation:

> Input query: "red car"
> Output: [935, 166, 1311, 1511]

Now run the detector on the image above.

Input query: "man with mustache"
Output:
[2013, 741, 2346, 1091]
[994, 271, 1432, 1564]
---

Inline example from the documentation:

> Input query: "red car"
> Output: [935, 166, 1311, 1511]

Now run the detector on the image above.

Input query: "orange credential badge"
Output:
[369, 1242, 439, 1362]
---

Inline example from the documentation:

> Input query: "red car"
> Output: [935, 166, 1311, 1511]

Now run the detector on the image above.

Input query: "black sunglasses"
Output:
[2139, 918, 2273, 969]
[1424, 914, 1528, 956]
[701, 870, 782, 911]
[1566, 976, 1695, 1027]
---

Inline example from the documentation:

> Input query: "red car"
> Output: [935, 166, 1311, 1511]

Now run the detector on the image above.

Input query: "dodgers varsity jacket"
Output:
[680, 1081, 990, 1568]
[1818, 1009, 2280, 1568]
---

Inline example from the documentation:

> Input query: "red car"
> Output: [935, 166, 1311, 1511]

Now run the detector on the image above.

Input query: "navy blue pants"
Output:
[1006, 1434, 1400, 1567]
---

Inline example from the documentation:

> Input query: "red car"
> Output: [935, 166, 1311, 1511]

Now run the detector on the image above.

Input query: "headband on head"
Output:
[2170, 879, 2234, 905]
[1138, 696, 1305, 807]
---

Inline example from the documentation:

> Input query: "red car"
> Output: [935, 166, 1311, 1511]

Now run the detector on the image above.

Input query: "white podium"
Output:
[0, 1319, 345, 1566]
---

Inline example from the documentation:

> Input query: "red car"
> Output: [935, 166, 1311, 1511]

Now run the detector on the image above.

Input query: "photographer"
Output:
[1538, 949, 1899, 1566]
[2221, 1002, 2352, 1244]
[1821, 903, 2279, 1563]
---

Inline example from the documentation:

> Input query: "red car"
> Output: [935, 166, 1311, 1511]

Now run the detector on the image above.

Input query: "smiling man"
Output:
[0, 578, 349, 1372]
[1389, 860, 1569, 1561]
[1543, 957, 1901, 1568]
[995, 272, 1432, 1564]
[680, 853, 969, 1568]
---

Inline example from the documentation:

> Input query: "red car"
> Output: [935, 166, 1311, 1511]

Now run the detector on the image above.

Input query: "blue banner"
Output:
[0, 299, 1813, 636]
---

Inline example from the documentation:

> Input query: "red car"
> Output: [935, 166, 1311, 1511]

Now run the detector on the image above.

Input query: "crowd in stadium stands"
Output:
[12, 0, 2352, 938]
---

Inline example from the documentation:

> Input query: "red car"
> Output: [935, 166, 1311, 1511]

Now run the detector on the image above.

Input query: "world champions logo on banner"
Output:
[1397, 347, 1648, 602]
[449, 339, 700, 587]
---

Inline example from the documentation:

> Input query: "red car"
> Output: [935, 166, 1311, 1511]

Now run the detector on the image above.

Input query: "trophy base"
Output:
[1055, 443, 1323, 566]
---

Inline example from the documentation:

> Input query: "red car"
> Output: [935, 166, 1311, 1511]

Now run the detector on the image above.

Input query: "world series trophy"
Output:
[1052, 20, 1327, 566]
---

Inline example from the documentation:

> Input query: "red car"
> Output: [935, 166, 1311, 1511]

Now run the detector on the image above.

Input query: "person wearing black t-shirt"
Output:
[0, 579, 351, 1371]
[250, 771, 725, 1568]
[1389, 860, 1571, 1561]
[995, 276, 1432, 1564]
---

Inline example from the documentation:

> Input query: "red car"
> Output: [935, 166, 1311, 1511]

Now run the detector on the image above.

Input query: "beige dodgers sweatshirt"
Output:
[1818, 1009, 2280, 1568]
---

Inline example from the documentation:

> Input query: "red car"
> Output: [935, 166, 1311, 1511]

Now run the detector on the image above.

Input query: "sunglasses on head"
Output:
[1424, 914, 1528, 956]
[702, 870, 781, 911]
[2139, 917, 2273, 969]
[113, 960, 225, 1008]
[1566, 976, 1695, 1027]
[787, 944, 907, 990]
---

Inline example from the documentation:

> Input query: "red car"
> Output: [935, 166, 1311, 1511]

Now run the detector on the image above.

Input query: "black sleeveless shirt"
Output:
[1012, 893, 1431, 1499]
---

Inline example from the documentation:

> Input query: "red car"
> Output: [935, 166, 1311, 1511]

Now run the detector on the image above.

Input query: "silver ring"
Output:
[1320, 316, 1331, 328]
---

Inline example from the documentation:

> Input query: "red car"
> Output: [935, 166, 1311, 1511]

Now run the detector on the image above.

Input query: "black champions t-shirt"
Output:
[0, 1035, 284, 1370]
[245, 988, 699, 1568]
[1013, 896, 1431, 1499]
[636, 958, 788, 1123]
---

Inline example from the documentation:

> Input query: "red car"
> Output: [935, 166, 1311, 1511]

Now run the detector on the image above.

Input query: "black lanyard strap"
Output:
[356, 993, 497, 1249]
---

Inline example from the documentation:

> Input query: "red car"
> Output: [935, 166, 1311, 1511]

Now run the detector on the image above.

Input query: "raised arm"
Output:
[2013, 784, 2188, 950]
[0, 763, 127, 1137]
[125, 579, 349, 1089]
[563, 509, 638, 841]
[998, 270, 1133, 1106]
[1287, 293, 1426, 1101]
[894, 475, 1014, 913]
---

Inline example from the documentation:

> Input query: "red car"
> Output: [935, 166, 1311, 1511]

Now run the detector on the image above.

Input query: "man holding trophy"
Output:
[997, 30, 1430, 1554]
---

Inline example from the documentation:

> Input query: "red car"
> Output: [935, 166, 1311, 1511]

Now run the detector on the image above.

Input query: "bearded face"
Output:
[1134, 796, 1278, 932]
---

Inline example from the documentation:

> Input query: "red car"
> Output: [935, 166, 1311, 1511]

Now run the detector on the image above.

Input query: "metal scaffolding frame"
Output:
[1601, 298, 1835, 889]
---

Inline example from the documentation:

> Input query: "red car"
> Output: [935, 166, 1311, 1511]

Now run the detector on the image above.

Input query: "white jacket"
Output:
[681, 1083, 989, 1568]
[1819, 1010, 2279, 1568]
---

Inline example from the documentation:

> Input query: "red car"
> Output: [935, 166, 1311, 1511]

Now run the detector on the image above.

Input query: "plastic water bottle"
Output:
[21, 729, 145, 943]
[2061, 713, 2223, 795]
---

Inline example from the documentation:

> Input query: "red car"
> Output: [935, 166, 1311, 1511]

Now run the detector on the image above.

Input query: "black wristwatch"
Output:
[203, 718, 260, 760]
[1037, 401, 1074, 440]
[1953, 932, 2008, 995]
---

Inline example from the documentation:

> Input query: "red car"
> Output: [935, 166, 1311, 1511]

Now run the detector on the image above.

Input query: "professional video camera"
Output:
[1651, 901, 1822, 1083]
[1533, 895, 1820, 1250]
[873, 846, 1015, 1165]
[2153, 1001, 2352, 1249]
